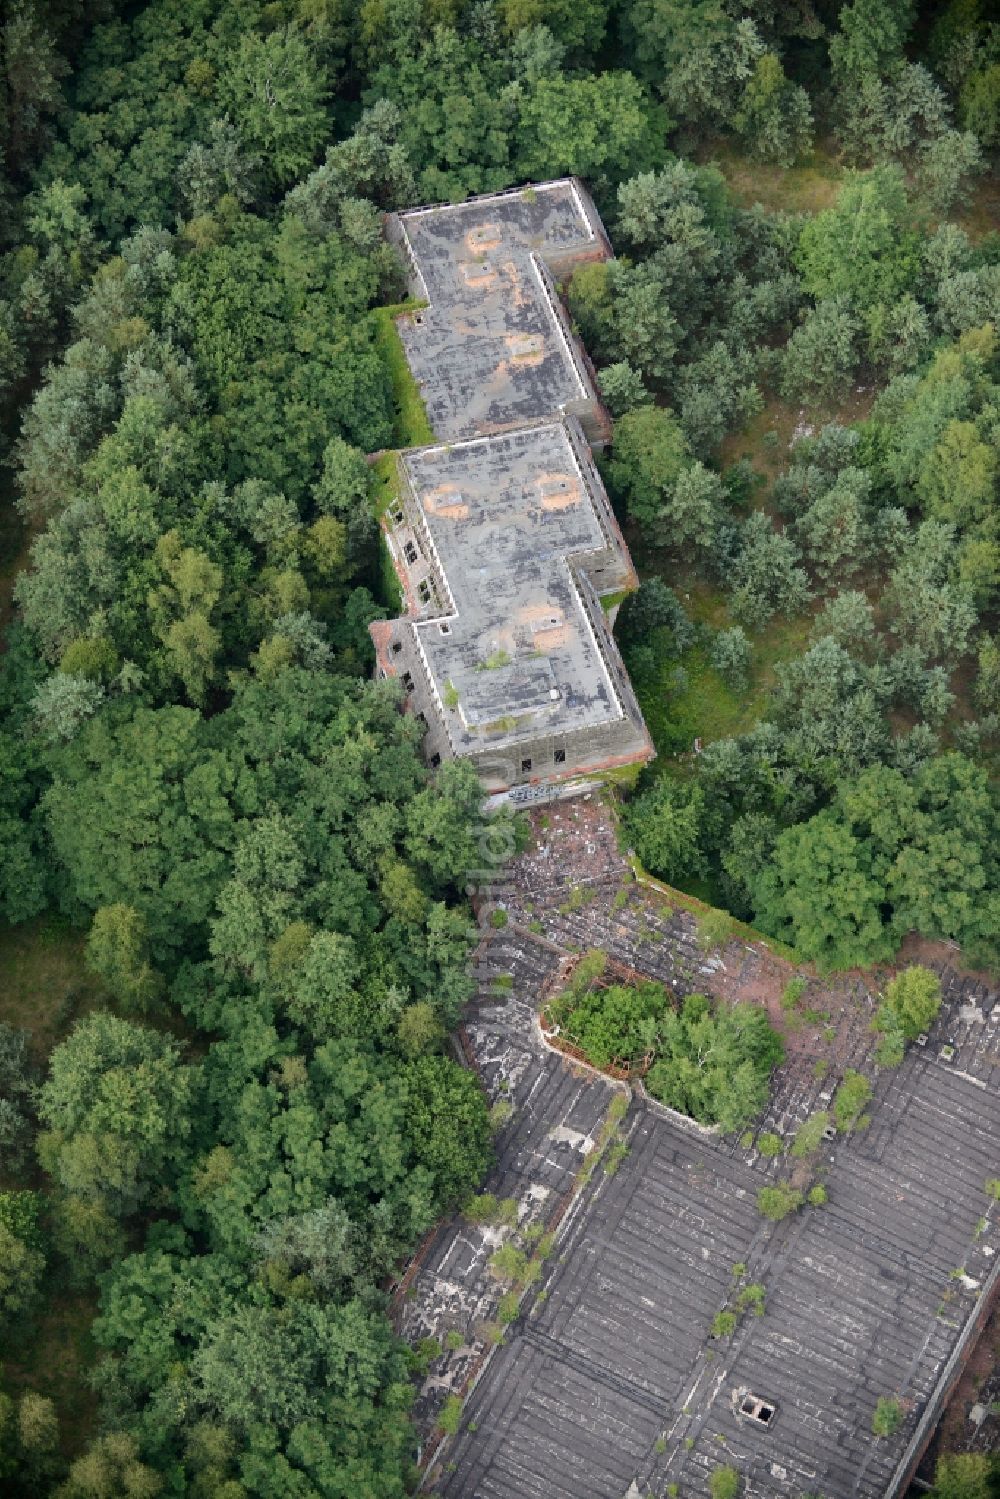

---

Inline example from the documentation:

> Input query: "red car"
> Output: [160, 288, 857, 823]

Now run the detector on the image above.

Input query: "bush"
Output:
[780, 977, 808, 1011]
[551, 976, 668, 1071]
[489, 1244, 530, 1284]
[409, 1337, 441, 1373]
[735, 1283, 766, 1315]
[646, 994, 784, 1134]
[696, 908, 739, 952]
[464, 1194, 518, 1228]
[872, 1396, 903, 1438]
[757, 1183, 804, 1221]
[757, 1132, 782, 1157]
[438, 1395, 463, 1435]
[791, 1112, 830, 1158]
[833, 1070, 873, 1132]
[710, 1466, 741, 1499]
[877, 966, 942, 1042]
[463, 1193, 498, 1225]
[711, 626, 752, 690]
[808, 1184, 828, 1206]
[875, 1030, 907, 1068]
[710, 1309, 737, 1338]
[498, 1291, 521, 1324]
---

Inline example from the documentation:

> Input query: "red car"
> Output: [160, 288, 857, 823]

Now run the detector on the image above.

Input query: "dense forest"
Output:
[1, 0, 999, 1494]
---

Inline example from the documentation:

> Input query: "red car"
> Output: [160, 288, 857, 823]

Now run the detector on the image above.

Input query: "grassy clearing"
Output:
[0, 505, 31, 641]
[371, 449, 401, 519]
[704, 139, 846, 216]
[583, 761, 645, 791]
[719, 390, 880, 504]
[0, 917, 105, 1458]
[624, 378, 882, 771]
[370, 452, 404, 613]
[956, 165, 1000, 242]
[370, 302, 434, 450]
[623, 571, 814, 769]
[378, 536, 403, 614]
[0, 916, 101, 1065]
[5, 1295, 100, 1460]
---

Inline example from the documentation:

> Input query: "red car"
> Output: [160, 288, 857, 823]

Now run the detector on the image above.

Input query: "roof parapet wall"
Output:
[374, 182, 650, 796]
[384, 178, 613, 447]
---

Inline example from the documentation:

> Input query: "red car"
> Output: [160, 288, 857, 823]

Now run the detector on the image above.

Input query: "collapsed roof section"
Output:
[385, 178, 612, 446]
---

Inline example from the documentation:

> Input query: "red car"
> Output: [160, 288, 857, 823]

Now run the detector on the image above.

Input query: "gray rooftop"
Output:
[390, 180, 605, 440]
[403, 424, 623, 751]
[398, 799, 1000, 1499]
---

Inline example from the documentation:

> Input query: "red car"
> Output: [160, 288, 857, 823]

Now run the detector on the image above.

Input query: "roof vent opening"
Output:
[740, 1394, 776, 1426]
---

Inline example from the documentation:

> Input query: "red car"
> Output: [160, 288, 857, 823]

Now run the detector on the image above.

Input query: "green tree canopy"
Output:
[646, 993, 785, 1133]
[37, 1013, 193, 1219]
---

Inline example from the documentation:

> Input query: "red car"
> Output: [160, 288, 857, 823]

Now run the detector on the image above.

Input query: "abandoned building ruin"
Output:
[395, 799, 1000, 1499]
[367, 184, 1000, 1498]
[373, 180, 653, 799]
[384, 178, 612, 446]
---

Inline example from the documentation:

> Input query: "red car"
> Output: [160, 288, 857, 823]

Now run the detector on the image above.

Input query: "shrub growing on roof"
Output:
[645, 993, 784, 1132]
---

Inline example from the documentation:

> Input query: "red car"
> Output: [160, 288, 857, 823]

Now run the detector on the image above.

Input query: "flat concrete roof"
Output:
[403, 424, 624, 751]
[391, 180, 604, 440]
[403, 800, 1000, 1499]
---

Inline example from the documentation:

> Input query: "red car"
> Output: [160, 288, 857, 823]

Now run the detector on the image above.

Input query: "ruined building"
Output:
[373, 180, 653, 799]
[384, 177, 612, 446]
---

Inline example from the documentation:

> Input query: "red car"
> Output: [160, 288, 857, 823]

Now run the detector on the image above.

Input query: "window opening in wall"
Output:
[429, 753, 441, 768]
[439, 621, 451, 635]
[391, 640, 403, 655]
[402, 672, 414, 692]
[521, 758, 532, 773]
[404, 541, 418, 564]
[554, 747, 566, 764]
[418, 579, 432, 603]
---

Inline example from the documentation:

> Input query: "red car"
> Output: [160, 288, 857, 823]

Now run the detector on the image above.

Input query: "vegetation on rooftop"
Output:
[370, 303, 436, 449]
[547, 952, 783, 1131]
[872, 1395, 905, 1438]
